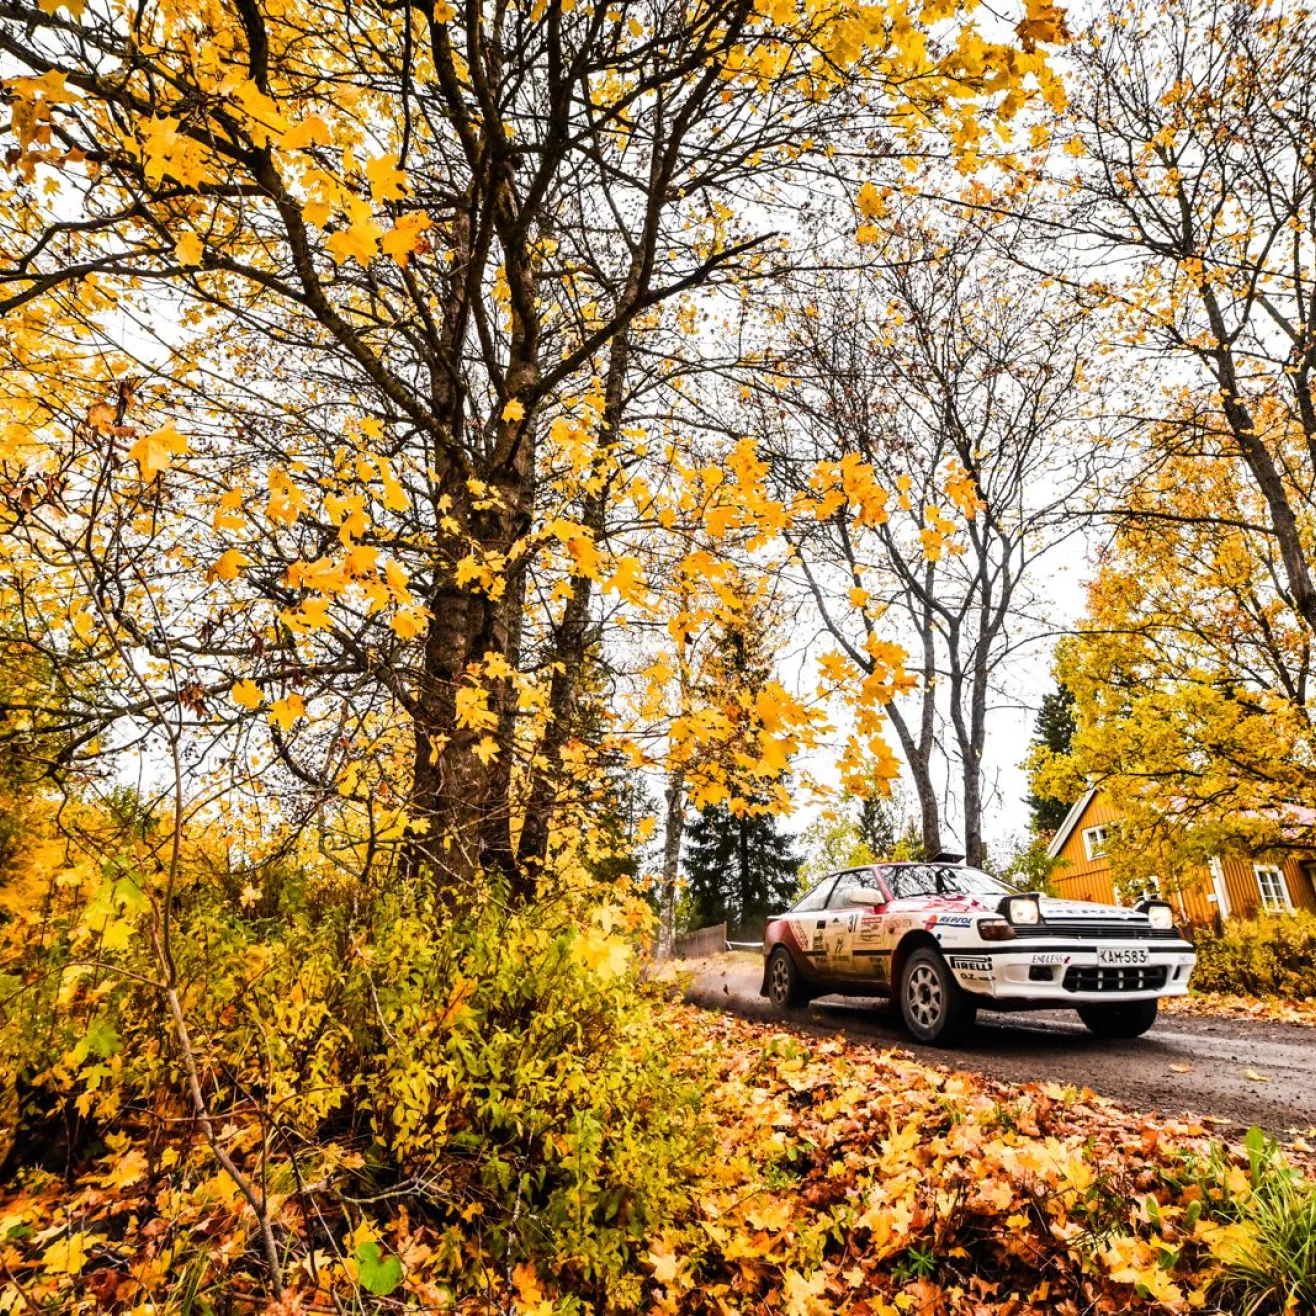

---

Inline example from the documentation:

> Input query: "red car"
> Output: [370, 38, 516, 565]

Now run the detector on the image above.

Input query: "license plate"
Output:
[1098, 947, 1149, 966]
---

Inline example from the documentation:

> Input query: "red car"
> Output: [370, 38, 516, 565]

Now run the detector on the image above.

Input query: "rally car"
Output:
[761, 860, 1196, 1044]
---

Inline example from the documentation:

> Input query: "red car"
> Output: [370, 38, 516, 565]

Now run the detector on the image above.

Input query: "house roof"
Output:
[1045, 787, 1098, 860]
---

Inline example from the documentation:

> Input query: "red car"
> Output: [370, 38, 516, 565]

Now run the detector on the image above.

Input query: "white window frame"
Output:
[1253, 863, 1294, 914]
[1082, 824, 1109, 862]
[1208, 857, 1231, 919]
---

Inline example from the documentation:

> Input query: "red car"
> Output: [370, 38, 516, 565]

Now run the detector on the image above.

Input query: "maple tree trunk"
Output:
[408, 482, 525, 890]
[517, 297, 639, 872]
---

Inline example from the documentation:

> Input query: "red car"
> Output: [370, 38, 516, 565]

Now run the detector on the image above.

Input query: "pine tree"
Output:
[683, 801, 802, 939]
[1026, 683, 1077, 833]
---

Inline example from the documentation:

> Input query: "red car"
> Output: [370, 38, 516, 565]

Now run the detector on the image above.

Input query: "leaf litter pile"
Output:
[651, 1009, 1312, 1316]
[2, 1004, 1311, 1314]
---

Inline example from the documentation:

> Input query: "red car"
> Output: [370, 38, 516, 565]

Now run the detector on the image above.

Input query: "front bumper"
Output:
[946, 940, 1196, 1005]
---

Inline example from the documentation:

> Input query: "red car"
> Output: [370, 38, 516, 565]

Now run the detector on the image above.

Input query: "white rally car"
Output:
[761, 861, 1196, 1044]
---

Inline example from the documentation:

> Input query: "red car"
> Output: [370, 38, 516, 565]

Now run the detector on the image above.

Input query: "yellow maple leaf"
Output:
[472, 735, 500, 764]
[128, 421, 187, 481]
[41, 1231, 95, 1275]
[269, 693, 305, 732]
[231, 679, 262, 711]
[455, 685, 498, 732]
[207, 548, 250, 582]
[502, 398, 526, 422]
[175, 231, 204, 267]
[365, 152, 408, 203]
[856, 180, 887, 218]
[279, 114, 332, 151]
[381, 210, 431, 265]
[390, 608, 426, 640]
[782, 1267, 828, 1316]
[327, 216, 382, 266]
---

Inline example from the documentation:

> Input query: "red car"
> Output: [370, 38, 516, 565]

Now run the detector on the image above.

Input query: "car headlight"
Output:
[977, 917, 1016, 942]
[1140, 900, 1174, 930]
[1002, 894, 1042, 925]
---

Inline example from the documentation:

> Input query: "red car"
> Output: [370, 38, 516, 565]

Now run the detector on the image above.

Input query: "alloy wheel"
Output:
[905, 962, 944, 1030]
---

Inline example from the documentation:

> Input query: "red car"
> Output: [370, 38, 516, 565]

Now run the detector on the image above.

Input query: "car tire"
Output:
[899, 947, 977, 1045]
[1077, 999, 1158, 1038]
[766, 946, 808, 1009]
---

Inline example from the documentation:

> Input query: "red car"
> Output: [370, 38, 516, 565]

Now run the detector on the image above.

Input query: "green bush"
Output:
[1191, 911, 1316, 998]
[0, 851, 708, 1308]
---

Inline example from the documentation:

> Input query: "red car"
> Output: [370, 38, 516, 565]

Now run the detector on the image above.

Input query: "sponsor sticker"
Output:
[931, 915, 975, 928]
[948, 955, 992, 973]
[1030, 952, 1070, 966]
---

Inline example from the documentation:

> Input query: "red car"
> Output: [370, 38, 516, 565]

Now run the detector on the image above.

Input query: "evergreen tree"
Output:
[1026, 682, 1077, 832]
[683, 801, 802, 939]
[858, 790, 904, 859]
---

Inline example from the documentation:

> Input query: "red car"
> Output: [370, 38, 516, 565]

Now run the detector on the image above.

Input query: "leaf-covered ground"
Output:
[651, 1007, 1311, 1315]
[1, 1003, 1310, 1314]
[1161, 992, 1316, 1028]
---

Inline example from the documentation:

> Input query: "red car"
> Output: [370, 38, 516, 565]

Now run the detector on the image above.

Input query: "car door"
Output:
[782, 873, 838, 975]
[821, 869, 884, 980]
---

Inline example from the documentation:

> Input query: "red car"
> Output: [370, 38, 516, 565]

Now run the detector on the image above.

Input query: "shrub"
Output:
[0, 842, 708, 1309]
[1191, 911, 1316, 999]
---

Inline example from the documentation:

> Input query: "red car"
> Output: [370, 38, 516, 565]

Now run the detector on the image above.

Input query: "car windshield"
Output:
[880, 864, 1010, 899]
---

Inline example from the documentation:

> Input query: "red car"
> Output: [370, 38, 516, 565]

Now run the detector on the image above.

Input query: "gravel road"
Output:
[685, 958, 1316, 1135]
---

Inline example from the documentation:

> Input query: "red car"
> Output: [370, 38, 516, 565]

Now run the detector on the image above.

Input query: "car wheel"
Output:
[1077, 999, 1158, 1038]
[767, 946, 808, 1009]
[899, 947, 977, 1045]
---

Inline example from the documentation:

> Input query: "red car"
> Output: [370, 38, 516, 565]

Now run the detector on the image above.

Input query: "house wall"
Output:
[1215, 855, 1316, 919]
[1050, 792, 1316, 922]
[1051, 793, 1124, 904]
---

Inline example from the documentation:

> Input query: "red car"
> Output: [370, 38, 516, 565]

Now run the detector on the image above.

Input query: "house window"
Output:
[1082, 824, 1109, 861]
[1254, 864, 1294, 914]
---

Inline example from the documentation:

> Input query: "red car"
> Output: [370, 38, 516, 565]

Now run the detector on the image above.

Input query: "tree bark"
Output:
[659, 767, 686, 956]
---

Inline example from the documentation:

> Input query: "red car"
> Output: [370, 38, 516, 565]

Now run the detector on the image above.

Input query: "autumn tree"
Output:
[1035, 428, 1316, 877]
[754, 207, 1105, 865]
[1057, 0, 1316, 635]
[0, 0, 1067, 905]
[1017, 0, 1316, 862]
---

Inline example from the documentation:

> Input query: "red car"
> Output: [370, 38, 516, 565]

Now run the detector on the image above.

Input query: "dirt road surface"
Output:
[684, 956, 1316, 1135]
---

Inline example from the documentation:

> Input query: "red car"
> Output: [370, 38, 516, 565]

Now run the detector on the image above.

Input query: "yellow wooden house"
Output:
[1045, 789, 1316, 923]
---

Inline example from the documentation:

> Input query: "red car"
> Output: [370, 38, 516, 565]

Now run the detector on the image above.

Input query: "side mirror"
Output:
[841, 886, 886, 907]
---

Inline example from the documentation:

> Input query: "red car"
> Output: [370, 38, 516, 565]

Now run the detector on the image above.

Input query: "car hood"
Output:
[1035, 896, 1152, 923]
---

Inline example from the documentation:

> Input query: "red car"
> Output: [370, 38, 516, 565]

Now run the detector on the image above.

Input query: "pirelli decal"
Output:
[947, 955, 992, 973]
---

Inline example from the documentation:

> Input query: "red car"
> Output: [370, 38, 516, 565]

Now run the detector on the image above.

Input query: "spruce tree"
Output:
[683, 801, 802, 939]
[1026, 682, 1077, 832]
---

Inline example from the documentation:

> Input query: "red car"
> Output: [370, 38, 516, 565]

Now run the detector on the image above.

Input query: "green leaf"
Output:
[82, 1016, 121, 1061]
[355, 1241, 402, 1296]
